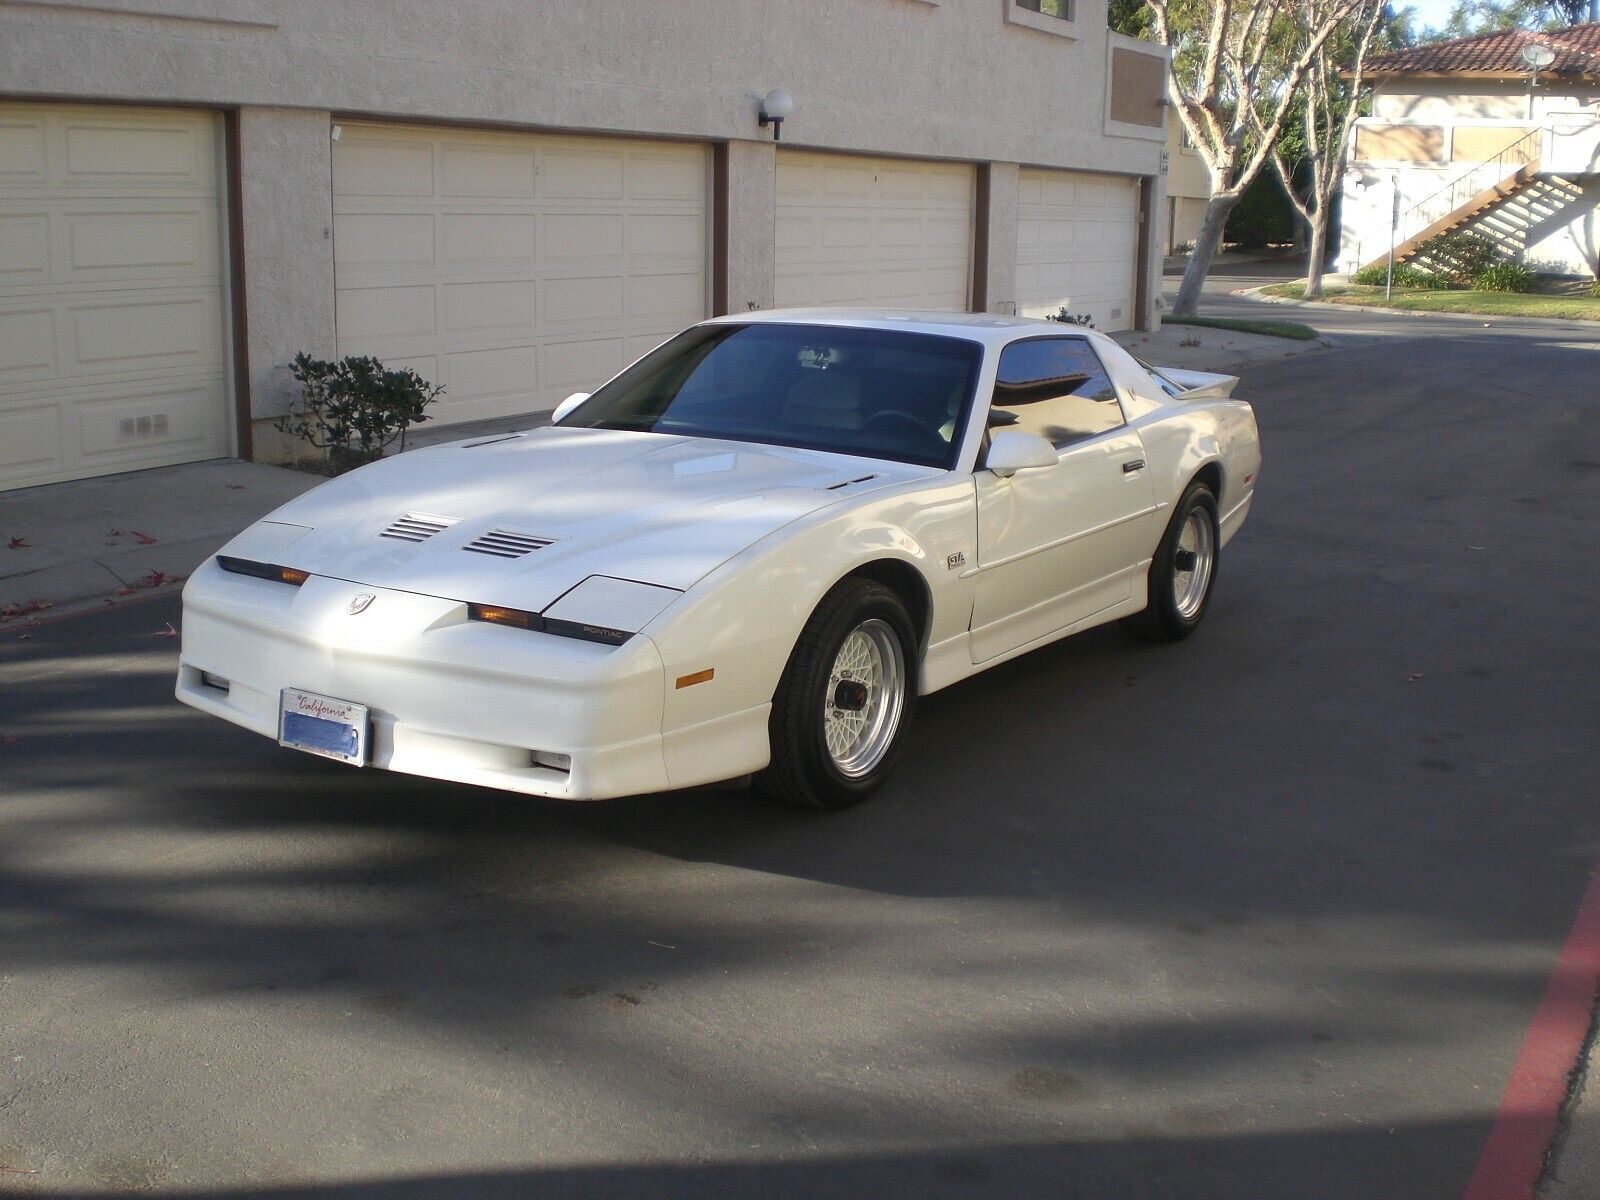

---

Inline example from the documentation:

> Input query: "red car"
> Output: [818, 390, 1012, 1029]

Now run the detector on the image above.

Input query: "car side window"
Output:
[990, 338, 1125, 447]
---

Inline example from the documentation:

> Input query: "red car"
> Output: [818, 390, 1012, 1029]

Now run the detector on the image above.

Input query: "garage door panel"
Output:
[336, 213, 434, 272]
[336, 285, 436, 341]
[775, 150, 973, 312]
[629, 213, 702, 261]
[540, 149, 625, 200]
[71, 296, 218, 368]
[0, 214, 49, 279]
[65, 210, 215, 277]
[0, 402, 59, 474]
[629, 273, 702, 322]
[630, 154, 706, 202]
[439, 145, 536, 198]
[541, 212, 622, 262]
[442, 281, 533, 333]
[61, 121, 203, 183]
[541, 275, 622, 326]
[334, 123, 706, 427]
[332, 140, 434, 197]
[544, 336, 626, 394]
[76, 380, 222, 463]
[441, 213, 534, 267]
[0, 309, 56, 375]
[0, 121, 47, 182]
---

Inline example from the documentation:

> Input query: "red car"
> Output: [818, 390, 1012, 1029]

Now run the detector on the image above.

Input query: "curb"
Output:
[1234, 284, 1600, 331]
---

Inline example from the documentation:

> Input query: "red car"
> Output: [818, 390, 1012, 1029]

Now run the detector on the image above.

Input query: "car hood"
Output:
[232, 427, 930, 611]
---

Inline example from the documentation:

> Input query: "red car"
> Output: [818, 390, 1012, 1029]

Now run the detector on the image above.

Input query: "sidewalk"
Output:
[0, 321, 1331, 620]
[1, 460, 318, 620]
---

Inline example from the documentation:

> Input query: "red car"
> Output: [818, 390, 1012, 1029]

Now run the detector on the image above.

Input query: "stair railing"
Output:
[1394, 126, 1544, 238]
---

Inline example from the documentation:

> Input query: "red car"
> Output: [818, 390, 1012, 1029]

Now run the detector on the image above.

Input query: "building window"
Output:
[1006, 0, 1077, 37]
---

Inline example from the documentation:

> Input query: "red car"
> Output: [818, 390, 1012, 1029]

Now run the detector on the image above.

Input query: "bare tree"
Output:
[1149, 0, 1365, 317]
[1267, 0, 1387, 299]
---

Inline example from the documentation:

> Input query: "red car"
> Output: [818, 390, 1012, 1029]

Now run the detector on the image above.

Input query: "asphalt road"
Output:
[3, 298, 1599, 1198]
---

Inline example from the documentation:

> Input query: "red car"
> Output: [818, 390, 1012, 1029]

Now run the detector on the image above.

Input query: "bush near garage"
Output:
[278, 353, 443, 471]
[1472, 261, 1538, 293]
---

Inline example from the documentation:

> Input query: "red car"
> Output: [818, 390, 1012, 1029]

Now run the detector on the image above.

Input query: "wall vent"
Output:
[380, 513, 457, 543]
[118, 414, 170, 441]
[463, 529, 554, 559]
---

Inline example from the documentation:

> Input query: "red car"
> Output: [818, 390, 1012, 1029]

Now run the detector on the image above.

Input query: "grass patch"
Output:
[1163, 314, 1320, 341]
[1263, 282, 1600, 322]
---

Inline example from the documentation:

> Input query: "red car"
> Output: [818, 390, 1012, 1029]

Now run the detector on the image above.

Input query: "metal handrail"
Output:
[1397, 126, 1544, 230]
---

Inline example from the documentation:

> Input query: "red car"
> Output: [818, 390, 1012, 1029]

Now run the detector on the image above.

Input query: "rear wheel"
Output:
[758, 579, 917, 810]
[1122, 480, 1219, 642]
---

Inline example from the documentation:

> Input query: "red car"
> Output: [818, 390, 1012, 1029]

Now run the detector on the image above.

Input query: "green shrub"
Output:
[277, 353, 443, 468]
[1471, 261, 1538, 293]
[1416, 231, 1500, 285]
[1351, 261, 1453, 290]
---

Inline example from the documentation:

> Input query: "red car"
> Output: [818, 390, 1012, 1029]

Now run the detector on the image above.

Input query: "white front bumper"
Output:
[175, 560, 679, 799]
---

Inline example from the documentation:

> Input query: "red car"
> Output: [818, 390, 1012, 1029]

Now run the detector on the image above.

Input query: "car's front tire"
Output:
[1122, 479, 1220, 642]
[758, 578, 917, 810]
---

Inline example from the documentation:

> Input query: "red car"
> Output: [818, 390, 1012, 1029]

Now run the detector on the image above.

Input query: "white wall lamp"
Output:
[758, 89, 794, 141]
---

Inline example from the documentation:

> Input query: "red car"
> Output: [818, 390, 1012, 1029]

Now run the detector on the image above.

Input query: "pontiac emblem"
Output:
[348, 593, 376, 615]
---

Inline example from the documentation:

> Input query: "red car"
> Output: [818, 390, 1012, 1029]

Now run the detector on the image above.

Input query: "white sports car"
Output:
[177, 310, 1259, 809]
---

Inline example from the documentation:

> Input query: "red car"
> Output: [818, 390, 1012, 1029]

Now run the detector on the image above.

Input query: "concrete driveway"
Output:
[1, 297, 1598, 1198]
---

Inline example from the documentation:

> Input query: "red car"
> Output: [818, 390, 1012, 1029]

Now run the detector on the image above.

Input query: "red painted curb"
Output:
[1463, 866, 1600, 1200]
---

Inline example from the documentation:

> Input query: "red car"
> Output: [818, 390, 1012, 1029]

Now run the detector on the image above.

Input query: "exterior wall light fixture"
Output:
[758, 89, 794, 141]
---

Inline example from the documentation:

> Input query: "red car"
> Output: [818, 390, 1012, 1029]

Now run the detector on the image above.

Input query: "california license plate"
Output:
[279, 688, 369, 765]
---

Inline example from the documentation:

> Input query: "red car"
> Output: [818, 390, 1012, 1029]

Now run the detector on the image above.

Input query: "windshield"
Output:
[558, 322, 984, 468]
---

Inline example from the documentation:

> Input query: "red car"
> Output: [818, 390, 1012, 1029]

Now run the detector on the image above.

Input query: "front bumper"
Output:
[175, 560, 675, 799]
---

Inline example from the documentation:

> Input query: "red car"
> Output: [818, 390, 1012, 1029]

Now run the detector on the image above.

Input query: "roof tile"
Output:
[1364, 23, 1600, 78]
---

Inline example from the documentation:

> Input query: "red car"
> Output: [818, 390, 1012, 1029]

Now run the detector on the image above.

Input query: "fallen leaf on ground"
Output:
[1407, 670, 1425, 681]
[131, 530, 157, 545]
[5, 537, 27, 550]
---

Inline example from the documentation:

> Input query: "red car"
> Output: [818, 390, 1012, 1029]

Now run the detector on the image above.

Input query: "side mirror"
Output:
[551, 391, 591, 424]
[984, 429, 1058, 478]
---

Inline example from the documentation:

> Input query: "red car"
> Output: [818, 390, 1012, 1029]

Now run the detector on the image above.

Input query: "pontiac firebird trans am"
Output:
[176, 310, 1260, 809]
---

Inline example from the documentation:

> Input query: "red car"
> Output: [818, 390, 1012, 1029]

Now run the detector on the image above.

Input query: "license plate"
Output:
[279, 688, 369, 766]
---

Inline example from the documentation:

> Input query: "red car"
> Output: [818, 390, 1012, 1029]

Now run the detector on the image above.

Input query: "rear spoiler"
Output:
[1156, 367, 1239, 400]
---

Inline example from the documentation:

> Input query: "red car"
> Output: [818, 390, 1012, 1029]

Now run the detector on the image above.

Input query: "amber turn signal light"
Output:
[468, 602, 538, 630]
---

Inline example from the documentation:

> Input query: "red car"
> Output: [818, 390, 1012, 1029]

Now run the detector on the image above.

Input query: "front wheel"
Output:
[757, 579, 917, 810]
[1122, 480, 1219, 642]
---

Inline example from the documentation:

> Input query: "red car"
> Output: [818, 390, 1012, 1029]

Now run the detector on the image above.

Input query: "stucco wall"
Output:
[236, 108, 335, 429]
[0, 0, 1165, 177]
[1372, 80, 1600, 123]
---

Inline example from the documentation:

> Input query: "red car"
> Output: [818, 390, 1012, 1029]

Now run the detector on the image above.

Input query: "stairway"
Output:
[1358, 160, 1585, 274]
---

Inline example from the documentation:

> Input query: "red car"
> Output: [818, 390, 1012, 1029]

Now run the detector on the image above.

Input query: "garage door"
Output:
[775, 151, 973, 309]
[1016, 168, 1140, 332]
[0, 104, 230, 491]
[332, 124, 708, 429]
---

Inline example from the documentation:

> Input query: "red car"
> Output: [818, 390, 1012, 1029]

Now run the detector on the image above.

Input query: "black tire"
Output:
[757, 578, 918, 810]
[1122, 480, 1220, 643]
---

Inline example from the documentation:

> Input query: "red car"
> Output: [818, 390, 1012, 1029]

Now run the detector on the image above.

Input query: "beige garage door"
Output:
[1017, 168, 1140, 332]
[332, 123, 708, 428]
[775, 151, 973, 310]
[0, 104, 231, 491]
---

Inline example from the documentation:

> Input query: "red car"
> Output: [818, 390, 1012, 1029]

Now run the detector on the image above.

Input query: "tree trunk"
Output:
[1172, 192, 1240, 317]
[1303, 210, 1328, 299]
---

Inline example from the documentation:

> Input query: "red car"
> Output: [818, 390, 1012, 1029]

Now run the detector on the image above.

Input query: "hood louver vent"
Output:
[463, 529, 555, 559]
[380, 512, 457, 543]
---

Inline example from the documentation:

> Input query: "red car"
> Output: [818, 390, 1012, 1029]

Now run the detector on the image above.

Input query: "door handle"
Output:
[1122, 459, 1146, 474]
